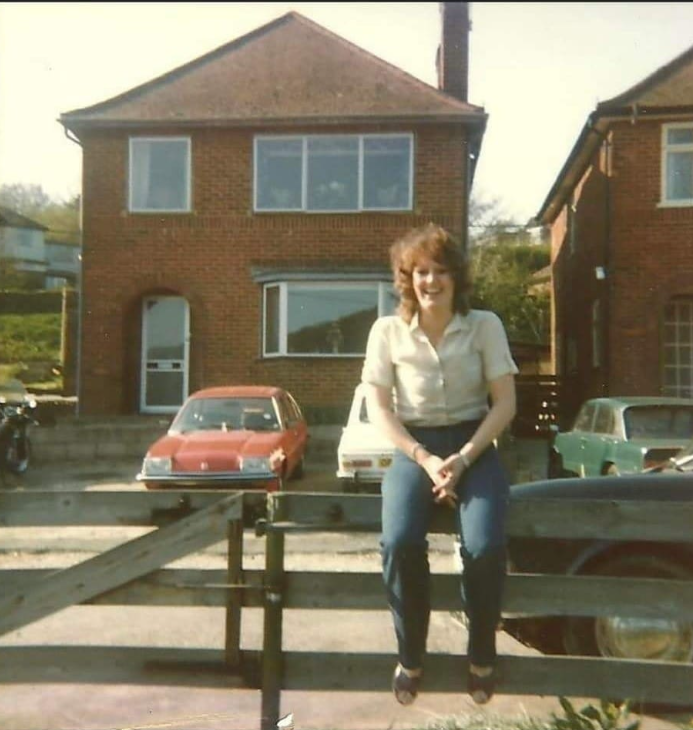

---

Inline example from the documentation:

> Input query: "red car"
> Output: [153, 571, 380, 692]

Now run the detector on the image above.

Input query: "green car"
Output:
[548, 396, 693, 478]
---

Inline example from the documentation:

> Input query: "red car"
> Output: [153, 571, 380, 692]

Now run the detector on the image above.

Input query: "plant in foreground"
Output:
[547, 698, 641, 730]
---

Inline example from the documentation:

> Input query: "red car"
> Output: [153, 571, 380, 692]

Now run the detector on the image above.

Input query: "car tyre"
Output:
[5, 438, 31, 474]
[563, 551, 693, 663]
[290, 454, 305, 480]
[604, 463, 620, 476]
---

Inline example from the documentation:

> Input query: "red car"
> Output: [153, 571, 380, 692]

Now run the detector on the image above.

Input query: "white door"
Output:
[140, 296, 190, 413]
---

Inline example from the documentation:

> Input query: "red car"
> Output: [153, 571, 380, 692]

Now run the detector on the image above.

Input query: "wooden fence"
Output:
[0, 488, 692, 730]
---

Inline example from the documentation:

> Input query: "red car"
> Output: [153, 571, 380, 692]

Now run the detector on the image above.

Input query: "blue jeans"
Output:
[380, 421, 509, 668]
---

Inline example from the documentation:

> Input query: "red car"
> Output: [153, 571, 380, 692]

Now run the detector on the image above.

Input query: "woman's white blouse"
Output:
[361, 310, 518, 426]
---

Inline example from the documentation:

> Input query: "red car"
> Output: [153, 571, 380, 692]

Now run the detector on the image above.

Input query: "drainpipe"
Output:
[603, 133, 612, 397]
[63, 126, 83, 417]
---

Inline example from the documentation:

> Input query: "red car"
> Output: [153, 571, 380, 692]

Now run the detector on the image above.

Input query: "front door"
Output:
[140, 296, 190, 414]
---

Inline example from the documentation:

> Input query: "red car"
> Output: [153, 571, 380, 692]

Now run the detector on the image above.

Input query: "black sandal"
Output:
[467, 667, 496, 704]
[392, 664, 422, 705]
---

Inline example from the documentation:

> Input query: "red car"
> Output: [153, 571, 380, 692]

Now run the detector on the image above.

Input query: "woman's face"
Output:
[411, 255, 454, 314]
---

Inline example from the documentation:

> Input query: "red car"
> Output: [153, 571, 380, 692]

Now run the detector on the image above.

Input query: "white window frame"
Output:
[262, 280, 394, 358]
[660, 122, 693, 208]
[253, 133, 414, 213]
[662, 297, 693, 398]
[129, 136, 192, 213]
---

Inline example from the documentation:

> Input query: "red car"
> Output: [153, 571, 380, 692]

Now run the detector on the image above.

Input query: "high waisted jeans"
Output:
[380, 420, 509, 669]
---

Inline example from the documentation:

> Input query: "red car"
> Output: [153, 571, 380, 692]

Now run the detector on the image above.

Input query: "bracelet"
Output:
[411, 442, 425, 462]
[459, 451, 471, 469]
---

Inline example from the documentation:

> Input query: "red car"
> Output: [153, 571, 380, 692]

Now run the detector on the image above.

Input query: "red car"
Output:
[137, 386, 308, 491]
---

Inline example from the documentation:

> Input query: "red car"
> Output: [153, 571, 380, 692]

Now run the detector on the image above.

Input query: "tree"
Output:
[0, 183, 80, 245]
[468, 193, 550, 344]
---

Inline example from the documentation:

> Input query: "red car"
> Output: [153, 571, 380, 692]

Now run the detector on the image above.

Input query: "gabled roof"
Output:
[0, 206, 47, 231]
[60, 12, 486, 131]
[535, 43, 693, 225]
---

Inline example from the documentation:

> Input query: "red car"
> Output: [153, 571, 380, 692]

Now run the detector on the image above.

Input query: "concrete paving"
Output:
[0, 457, 688, 730]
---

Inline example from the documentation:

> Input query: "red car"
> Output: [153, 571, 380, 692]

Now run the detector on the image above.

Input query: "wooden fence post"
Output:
[261, 492, 286, 730]
[225, 515, 243, 670]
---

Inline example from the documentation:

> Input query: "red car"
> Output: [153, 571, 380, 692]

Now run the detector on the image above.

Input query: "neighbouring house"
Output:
[59, 4, 487, 417]
[0, 207, 48, 288]
[44, 239, 81, 290]
[535, 43, 693, 421]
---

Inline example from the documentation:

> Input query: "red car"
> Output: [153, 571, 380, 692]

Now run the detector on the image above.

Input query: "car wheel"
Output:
[604, 463, 620, 476]
[547, 450, 564, 479]
[5, 438, 31, 474]
[563, 551, 693, 663]
[290, 454, 305, 480]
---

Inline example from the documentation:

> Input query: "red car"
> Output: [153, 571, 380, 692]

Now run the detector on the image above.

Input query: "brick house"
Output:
[535, 44, 693, 419]
[60, 5, 486, 418]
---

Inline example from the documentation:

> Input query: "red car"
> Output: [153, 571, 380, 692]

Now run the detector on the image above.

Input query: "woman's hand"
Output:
[431, 453, 470, 508]
[418, 453, 459, 508]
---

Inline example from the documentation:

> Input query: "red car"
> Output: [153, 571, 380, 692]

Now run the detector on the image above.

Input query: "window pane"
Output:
[382, 285, 399, 315]
[256, 139, 303, 210]
[307, 137, 358, 211]
[363, 137, 411, 209]
[668, 128, 693, 145]
[264, 286, 280, 354]
[287, 285, 378, 354]
[666, 151, 693, 200]
[145, 298, 186, 360]
[131, 139, 189, 211]
[146, 371, 184, 408]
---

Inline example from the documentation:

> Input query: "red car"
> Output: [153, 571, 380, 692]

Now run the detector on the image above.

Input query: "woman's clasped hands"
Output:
[420, 451, 469, 508]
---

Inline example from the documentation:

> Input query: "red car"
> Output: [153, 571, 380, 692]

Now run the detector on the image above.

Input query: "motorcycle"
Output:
[0, 379, 38, 479]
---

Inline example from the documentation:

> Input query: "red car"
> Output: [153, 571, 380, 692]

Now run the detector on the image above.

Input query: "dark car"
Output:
[505, 474, 693, 664]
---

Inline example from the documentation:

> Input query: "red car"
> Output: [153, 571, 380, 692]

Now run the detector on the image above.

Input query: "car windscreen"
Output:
[172, 397, 280, 432]
[623, 405, 693, 440]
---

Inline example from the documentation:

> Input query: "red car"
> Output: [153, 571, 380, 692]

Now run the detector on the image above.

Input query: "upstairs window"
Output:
[254, 134, 413, 212]
[129, 137, 191, 212]
[662, 124, 693, 205]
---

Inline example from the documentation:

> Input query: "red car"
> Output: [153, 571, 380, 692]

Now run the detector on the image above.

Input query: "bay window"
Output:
[263, 281, 396, 356]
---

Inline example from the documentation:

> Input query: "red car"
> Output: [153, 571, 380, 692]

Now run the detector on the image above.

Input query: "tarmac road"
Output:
[0, 459, 686, 730]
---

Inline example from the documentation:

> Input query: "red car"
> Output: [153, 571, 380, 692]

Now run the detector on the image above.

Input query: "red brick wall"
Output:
[79, 123, 470, 416]
[551, 117, 693, 407]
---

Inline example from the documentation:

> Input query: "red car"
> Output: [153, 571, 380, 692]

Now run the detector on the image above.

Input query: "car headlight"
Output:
[142, 456, 172, 476]
[240, 456, 272, 473]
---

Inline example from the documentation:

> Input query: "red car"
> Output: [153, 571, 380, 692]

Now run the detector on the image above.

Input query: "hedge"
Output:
[0, 290, 66, 314]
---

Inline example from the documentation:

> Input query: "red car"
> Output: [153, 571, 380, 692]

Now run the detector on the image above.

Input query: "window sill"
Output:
[260, 353, 365, 360]
[128, 208, 193, 215]
[656, 200, 693, 209]
[252, 208, 413, 215]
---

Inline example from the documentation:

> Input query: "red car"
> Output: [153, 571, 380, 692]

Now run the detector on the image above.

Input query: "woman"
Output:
[361, 223, 517, 705]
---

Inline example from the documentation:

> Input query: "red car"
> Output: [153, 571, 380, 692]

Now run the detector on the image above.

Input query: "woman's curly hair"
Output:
[390, 223, 472, 323]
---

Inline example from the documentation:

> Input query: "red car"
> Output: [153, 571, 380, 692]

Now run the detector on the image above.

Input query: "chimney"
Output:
[436, 2, 470, 102]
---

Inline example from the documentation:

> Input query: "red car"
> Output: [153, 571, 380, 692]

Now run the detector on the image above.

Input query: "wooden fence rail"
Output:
[0, 489, 692, 730]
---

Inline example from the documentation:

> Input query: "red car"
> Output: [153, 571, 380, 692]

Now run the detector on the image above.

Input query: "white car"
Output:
[336, 383, 395, 492]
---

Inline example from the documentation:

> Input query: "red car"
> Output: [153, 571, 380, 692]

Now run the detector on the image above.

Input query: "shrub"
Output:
[0, 313, 61, 363]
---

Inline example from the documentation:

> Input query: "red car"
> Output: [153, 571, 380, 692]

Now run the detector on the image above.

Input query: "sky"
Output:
[2, 2, 693, 224]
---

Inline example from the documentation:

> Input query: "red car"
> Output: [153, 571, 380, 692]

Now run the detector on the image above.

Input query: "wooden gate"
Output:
[1, 488, 692, 730]
[0, 490, 265, 684]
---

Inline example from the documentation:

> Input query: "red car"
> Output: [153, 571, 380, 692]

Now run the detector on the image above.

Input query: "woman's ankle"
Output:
[398, 663, 422, 678]
[469, 663, 493, 677]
